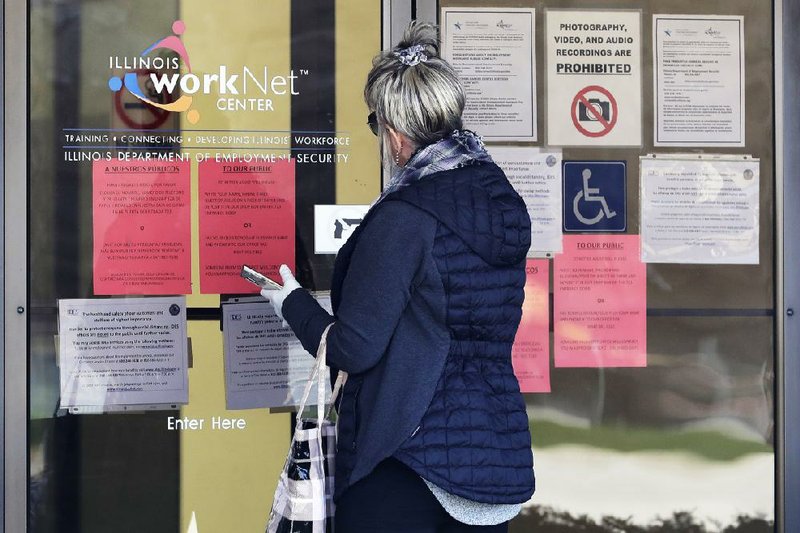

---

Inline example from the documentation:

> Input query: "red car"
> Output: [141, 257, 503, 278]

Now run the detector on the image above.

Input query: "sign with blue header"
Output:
[563, 160, 627, 232]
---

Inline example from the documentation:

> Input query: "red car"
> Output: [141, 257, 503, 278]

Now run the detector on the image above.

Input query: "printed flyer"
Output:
[92, 160, 191, 295]
[442, 7, 537, 141]
[198, 159, 296, 294]
[546, 10, 642, 146]
[512, 259, 551, 393]
[653, 15, 745, 147]
[222, 295, 333, 410]
[640, 156, 759, 264]
[58, 296, 189, 409]
[554, 234, 646, 367]
[492, 147, 563, 255]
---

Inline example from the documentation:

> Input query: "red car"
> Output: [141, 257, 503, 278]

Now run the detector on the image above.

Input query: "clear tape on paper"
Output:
[642, 153, 757, 162]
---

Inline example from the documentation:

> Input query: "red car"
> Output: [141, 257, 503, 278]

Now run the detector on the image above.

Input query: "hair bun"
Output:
[396, 21, 439, 60]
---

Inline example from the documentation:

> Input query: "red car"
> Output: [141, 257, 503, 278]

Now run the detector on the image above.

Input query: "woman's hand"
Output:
[261, 264, 302, 323]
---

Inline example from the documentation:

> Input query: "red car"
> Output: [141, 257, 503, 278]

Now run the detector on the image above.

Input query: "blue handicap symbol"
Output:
[563, 161, 626, 232]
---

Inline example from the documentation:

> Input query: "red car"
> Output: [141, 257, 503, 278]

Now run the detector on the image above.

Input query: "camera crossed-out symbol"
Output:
[573, 168, 617, 225]
[571, 85, 618, 138]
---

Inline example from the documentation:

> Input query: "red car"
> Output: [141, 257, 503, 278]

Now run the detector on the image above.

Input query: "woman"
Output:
[263, 22, 535, 533]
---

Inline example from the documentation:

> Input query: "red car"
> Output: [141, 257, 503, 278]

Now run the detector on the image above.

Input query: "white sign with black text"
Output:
[222, 295, 333, 410]
[58, 296, 189, 410]
[653, 14, 745, 147]
[546, 10, 642, 146]
[314, 204, 370, 255]
[492, 146, 563, 255]
[442, 7, 537, 141]
[640, 156, 759, 264]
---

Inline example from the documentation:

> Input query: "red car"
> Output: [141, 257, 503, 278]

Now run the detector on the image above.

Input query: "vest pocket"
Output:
[339, 376, 362, 453]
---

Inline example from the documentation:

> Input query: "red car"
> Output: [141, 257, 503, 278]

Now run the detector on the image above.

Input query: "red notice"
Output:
[554, 234, 646, 367]
[92, 160, 191, 295]
[512, 259, 551, 393]
[199, 159, 295, 294]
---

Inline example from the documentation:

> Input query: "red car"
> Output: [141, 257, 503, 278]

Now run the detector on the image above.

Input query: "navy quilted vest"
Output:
[387, 162, 535, 503]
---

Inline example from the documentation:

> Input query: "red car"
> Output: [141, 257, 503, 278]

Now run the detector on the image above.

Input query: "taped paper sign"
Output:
[546, 11, 642, 146]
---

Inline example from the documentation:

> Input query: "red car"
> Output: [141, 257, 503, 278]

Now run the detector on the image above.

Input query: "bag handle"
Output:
[294, 323, 347, 429]
[316, 324, 348, 426]
[326, 370, 347, 419]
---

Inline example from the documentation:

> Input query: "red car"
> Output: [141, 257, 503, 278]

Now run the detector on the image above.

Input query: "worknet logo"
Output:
[108, 20, 305, 125]
[108, 20, 200, 124]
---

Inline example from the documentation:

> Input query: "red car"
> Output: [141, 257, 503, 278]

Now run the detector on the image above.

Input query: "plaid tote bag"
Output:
[266, 324, 346, 533]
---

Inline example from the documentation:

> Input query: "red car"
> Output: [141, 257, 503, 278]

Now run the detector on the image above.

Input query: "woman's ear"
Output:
[385, 126, 403, 154]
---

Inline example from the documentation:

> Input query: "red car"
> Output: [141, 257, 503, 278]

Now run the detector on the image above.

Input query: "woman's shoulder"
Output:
[370, 198, 438, 230]
[349, 200, 439, 261]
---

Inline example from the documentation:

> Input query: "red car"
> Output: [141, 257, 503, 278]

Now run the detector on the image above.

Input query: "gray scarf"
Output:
[381, 130, 493, 200]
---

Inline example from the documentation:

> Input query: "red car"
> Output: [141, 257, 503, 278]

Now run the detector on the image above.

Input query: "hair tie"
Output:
[394, 44, 429, 66]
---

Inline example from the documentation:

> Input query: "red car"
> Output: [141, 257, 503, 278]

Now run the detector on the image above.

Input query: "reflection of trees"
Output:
[510, 507, 773, 533]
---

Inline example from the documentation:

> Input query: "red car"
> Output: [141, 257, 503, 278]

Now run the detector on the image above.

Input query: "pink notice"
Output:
[199, 159, 295, 294]
[92, 159, 191, 295]
[554, 234, 647, 367]
[512, 259, 551, 393]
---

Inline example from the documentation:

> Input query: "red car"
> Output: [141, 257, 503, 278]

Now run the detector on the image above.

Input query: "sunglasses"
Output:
[367, 112, 379, 136]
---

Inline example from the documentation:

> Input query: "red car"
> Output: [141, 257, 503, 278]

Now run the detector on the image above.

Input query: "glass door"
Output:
[23, 1, 381, 531]
[433, 0, 777, 530]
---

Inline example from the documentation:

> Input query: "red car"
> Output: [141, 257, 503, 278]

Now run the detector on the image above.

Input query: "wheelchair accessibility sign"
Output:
[563, 161, 626, 232]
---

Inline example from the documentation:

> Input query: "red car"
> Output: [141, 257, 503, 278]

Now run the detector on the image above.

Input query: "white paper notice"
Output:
[654, 15, 745, 147]
[442, 7, 536, 141]
[314, 204, 370, 255]
[640, 157, 759, 264]
[58, 297, 189, 409]
[223, 296, 333, 410]
[546, 10, 642, 146]
[492, 146, 562, 255]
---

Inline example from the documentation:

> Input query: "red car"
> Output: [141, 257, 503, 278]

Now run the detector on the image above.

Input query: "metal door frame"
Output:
[777, 0, 799, 529]
[4, 0, 27, 530]
[0, 0, 5, 529]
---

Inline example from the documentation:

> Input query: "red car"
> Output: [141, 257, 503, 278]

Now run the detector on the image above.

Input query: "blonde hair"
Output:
[364, 21, 465, 148]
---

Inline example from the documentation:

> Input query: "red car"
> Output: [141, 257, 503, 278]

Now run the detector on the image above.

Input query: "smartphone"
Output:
[241, 265, 283, 290]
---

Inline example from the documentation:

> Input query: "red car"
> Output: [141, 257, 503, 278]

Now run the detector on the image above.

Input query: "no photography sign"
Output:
[546, 10, 642, 146]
